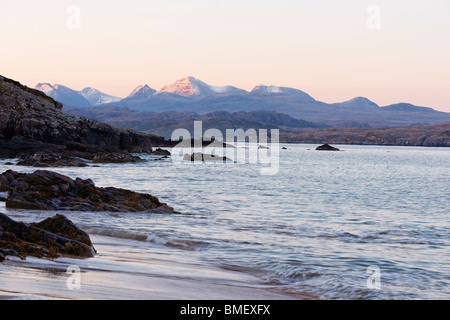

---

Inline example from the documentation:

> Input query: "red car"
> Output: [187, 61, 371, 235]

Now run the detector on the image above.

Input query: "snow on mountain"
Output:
[35, 83, 91, 108]
[251, 85, 316, 101]
[79, 87, 121, 106]
[127, 85, 157, 98]
[159, 76, 247, 97]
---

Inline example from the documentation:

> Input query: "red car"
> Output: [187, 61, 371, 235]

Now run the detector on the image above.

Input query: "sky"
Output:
[1, 0, 449, 111]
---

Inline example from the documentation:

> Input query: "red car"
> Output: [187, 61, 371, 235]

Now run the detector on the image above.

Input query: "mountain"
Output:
[128, 84, 157, 98]
[37, 77, 450, 129]
[159, 76, 247, 97]
[331, 97, 379, 109]
[79, 87, 121, 105]
[250, 85, 316, 101]
[35, 83, 91, 108]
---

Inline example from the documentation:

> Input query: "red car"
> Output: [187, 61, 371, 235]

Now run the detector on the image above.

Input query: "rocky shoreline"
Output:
[0, 75, 180, 263]
[0, 169, 178, 262]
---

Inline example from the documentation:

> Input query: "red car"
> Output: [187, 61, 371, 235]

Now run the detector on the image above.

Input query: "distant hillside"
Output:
[65, 106, 328, 139]
[281, 123, 450, 147]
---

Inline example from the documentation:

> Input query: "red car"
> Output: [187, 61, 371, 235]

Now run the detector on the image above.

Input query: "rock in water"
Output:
[1, 170, 178, 213]
[315, 144, 340, 151]
[0, 212, 96, 261]
[183, 153, 231, 162]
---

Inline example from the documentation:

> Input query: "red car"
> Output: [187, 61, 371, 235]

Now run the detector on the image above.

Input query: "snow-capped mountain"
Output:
[79, 87, 121, 105]
[128, 85, 157, 98]
[251, 85, 316, 101]
[159, 76, 247, 97]
[35, 83, 91, 108]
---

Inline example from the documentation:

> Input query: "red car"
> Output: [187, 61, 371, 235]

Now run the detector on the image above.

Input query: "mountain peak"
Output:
[128, 85, 157, 98]
[160, 77, 200, 96]
[35, 83, 91, 108]
[251, 85, 315, 101]
[160, 77, 247, 97]
[79, 87, 121, 105]
[340, 97, 379, 108]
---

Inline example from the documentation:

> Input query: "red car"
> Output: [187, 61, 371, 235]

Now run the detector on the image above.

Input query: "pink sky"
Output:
[1, 0, 449, 111]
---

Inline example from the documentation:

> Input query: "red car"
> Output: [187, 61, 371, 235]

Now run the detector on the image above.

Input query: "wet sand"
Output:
[0, 235, 314, 300]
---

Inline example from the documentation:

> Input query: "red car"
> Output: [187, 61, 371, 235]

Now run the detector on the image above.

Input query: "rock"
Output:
[0, 212, 96, 261]
[315, 144, 340, 151]
[0, 174, 9, 192]
[1, 170, 178, 213]
[33, 214, 93, 247]
[16, 152, 88, 167]
[152, 148, 171, 156]
[92, 153, 145, 164]
[183, 153, 231, 162]
[281, 147, 287, 150]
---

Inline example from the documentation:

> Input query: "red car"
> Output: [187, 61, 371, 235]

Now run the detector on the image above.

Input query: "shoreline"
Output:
[0, 234, 315, 300]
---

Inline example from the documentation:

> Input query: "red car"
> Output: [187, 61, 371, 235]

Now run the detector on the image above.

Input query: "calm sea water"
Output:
[1, 144, 449, 299]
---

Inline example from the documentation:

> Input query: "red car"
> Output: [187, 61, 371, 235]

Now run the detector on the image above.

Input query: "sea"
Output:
[0, 144, 449, 300]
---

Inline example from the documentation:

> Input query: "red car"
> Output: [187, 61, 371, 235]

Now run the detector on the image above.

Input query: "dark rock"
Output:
[92, 153, 145, 164]
[315, 144, 340, 151]
[281, 147, 287, 150]
[33, 214, 93, 247]
[16, 152, 88, 168]
[1, 170, 178, 213]
[183, 153, 231, 162]
[0, 212, 96, 261]
[152, 148, 171, 156]
[0, 174, 9, 192]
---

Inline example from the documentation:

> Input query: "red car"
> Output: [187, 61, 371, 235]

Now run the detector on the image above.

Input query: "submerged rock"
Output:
[0, 212, 96, 262]
[315, 144, 340, 151]
[1, 170, 178, 213]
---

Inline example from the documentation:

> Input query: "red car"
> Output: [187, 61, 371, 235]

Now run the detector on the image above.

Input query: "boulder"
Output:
[152, 148, 171, 156]
[0, 212, 96, 262]
[315, 144, 340, 151]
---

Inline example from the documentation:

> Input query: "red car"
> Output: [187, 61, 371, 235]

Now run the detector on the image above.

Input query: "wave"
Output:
[86, 227, 210, 251]
[85, 228, 148, 242]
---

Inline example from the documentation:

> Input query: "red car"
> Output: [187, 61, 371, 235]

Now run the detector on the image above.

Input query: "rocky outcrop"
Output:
[316, 144, 340, 151]
[16, 152, 88, 167]
[0, 75, 162, 163]
[1, 170, 178, 213]
[0, 213, 96, 262]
